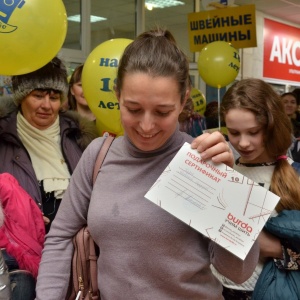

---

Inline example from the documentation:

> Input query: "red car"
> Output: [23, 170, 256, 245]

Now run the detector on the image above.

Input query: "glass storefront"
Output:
[63, 0, 82, 50]
[62, 0, 195, 64]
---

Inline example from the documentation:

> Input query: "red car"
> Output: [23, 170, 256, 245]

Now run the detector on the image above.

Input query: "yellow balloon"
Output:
[0, 0, 67, 75]
[190, 88, 206, 115]
[197, 41, 240, 88]
[82, 38, 133, 137]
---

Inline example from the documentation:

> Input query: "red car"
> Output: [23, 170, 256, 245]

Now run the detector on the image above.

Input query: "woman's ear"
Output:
[70, 86, 75, 96]
[185, 88, 191, 102]
[186, 88, 191, 97]
[114, 87, 120, 102]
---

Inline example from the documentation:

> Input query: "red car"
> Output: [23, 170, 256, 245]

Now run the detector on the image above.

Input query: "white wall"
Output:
[239, 11, 264, 80]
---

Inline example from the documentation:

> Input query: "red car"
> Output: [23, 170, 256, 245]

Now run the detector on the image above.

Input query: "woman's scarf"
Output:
[17, 112, 70, 199]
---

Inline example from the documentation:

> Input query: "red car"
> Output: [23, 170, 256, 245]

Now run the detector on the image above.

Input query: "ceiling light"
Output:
[146, 3, 154, 10]
[145, 0, 184, 9]
[67, 15, 107, 23]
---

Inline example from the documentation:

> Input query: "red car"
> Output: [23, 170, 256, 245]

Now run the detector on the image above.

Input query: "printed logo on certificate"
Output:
[144, 142, 280, 260]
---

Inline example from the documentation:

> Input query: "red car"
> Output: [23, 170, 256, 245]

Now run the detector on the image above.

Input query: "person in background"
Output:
[35, 27, 259, 300]
[292, 88, 300, 111]
[0, 203, 11, 300]
[178, 97, 206, 137]
[281, 92, 300, 162]
[281, 92, 300, 138]
[66, 64, 96, 122]
[211, 78, 300, 299]
[204, 101, 219, 129]
[0, 57, 98, 234]
[0, 57, 97, 300]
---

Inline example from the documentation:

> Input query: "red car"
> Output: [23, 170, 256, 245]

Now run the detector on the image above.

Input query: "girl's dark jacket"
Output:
[252, 210, 300, 300]
[0, 96, 98, 210]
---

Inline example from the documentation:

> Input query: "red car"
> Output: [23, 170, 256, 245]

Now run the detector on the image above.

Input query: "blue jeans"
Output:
[1, 250, 36, 300]
[9, 270, 36, 300]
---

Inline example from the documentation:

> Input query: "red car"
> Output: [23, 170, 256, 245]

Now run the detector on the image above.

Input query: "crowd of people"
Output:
[0, 27, 299, 300]
[0, 57, 97, 299]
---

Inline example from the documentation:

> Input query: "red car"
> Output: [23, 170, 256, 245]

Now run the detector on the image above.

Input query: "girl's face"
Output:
[71, 81, 88, 107]
[118, 73, 187, 152]
[225, 108, 272, 164]
[281, 94, 298, 117]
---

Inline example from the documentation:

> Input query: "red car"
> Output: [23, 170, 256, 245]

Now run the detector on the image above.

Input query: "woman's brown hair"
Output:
[115, 27, 190, 104]
[67, 64, 84, 111]
[221, 78, 300, 212]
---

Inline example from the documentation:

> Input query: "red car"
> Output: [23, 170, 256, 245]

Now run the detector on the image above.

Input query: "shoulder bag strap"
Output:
[88, 230, 98, 299]
[92, 136, 115, 185]
[89, 135, 114, 299]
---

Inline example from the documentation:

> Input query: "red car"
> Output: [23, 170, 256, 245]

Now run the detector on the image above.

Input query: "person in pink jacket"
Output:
[0, 173, 45, 299]
[0, 202, 11, 300]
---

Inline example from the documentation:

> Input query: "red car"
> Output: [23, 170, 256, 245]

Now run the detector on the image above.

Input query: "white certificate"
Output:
[145, 142, 280, 260]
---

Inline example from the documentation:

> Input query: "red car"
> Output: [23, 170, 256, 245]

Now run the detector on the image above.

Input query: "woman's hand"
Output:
[43, 215, 50, 226]
[191, 131, 234, 168]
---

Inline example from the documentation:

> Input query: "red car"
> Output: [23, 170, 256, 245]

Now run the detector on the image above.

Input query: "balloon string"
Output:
[218, 87, 221, 131]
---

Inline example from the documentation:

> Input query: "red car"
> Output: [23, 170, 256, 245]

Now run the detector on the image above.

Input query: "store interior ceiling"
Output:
[235, 0, 300, 25]
[63, 0, 300, 49]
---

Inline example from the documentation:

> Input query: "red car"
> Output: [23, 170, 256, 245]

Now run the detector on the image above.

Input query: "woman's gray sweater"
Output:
[35, 129, 259, 299]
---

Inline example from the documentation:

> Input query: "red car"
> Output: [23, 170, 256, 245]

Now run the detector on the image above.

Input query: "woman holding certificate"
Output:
[212, 78, 300, 299]
[35, 28, 259, 300]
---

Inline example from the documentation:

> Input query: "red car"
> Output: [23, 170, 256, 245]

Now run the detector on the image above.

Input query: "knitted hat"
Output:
[11, 57, 69, 106]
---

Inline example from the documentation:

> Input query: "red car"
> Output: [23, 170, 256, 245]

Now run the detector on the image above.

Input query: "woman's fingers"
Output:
[191, 131, 234, 167]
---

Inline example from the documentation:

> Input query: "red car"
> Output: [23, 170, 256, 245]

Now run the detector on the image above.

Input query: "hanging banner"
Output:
[188, 4, 257, 52]
[263, 18, 300, 82]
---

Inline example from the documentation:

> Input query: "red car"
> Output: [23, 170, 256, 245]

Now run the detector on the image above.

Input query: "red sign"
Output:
[264, 18, 300, 82]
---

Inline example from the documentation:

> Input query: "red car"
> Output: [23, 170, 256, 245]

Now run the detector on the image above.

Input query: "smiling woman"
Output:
[35, 28, 259, 300]
[119, 73, 183, 151]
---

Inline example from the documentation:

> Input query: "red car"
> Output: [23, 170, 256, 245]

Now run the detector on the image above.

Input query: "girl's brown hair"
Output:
[221, 78, 300, 212]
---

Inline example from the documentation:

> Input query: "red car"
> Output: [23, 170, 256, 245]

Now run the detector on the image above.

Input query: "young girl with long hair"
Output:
[212, 78, 300, 299]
